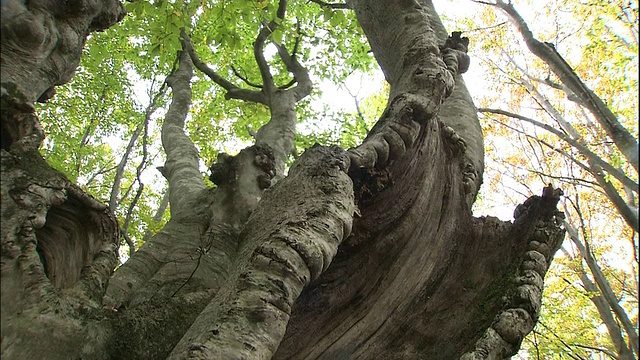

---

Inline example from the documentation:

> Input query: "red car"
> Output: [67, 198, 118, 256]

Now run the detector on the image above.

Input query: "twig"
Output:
[230, 65, 263, 89]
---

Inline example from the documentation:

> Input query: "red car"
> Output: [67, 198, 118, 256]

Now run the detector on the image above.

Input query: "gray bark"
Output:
[1, 0, 565, 359]
[0, 0, 125, 102]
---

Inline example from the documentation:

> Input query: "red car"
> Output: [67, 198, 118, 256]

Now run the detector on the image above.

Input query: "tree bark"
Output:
[1, 0, 566, 359]
[0, 0, 125, 102]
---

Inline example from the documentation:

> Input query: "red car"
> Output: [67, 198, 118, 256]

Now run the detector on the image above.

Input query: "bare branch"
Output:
[478, 108, 638, 191]
[491, 0, 639, 171]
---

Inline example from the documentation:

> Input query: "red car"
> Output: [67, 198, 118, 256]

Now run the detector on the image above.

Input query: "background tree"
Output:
[2, 0, 566, 359]
[453, 0, 638, 358]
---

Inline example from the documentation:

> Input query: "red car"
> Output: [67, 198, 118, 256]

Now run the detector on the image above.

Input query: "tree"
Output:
[457, 0, 637, 357]
[1, 0, 566, 358]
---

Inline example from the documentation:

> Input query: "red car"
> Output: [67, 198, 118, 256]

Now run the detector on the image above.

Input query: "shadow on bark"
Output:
[275, 118, 565, 359]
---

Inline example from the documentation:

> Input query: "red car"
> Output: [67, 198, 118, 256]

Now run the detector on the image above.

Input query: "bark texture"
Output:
[1, 0, 566, 358]
[0, 0, 125, 102]
[1, 85, 119, 359]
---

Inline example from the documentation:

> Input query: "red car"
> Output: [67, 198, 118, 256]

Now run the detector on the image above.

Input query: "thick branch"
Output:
[462, 185, 566, 359]
[491, 0, 639, 171]
[161, 49, 205, 213]
[254, 0, 288, 96]
[273, 42, 312, 101]
[169, 146, 354, 359]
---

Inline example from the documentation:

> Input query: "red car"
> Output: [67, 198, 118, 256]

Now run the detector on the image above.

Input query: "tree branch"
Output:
[181, 30, 267, 104]
[560, 244, 632, 359]
[109, 82, 167, 212]
[490, 0, 639, 171]
[565, 221, 639, 356]
[308, 0, 350, 9]
[254, 0, 288, 96]
[571, 344, 620, 359]
[478, 108, 638, 191]
[161, 48, 206, 212]
[273, 42, 312, 101]
[230, 65, 263, 89]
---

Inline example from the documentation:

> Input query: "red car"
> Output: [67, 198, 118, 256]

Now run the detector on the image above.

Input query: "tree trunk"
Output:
[1, 0, 565, 359]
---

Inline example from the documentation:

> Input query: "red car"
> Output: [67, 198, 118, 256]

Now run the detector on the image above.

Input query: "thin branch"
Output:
[277, 78, 297, 90]
[109, 81, 168, 212]
[291, 21, 302, 59]
[566, 221, 640, 356]
[121, 98, 152, 257]
[485, 112, 639, 231]
[85, 163, 118, 185]
[466, 21, 508, 33]
[536, 322, 588, 360]
[478, 108, 638, 191]
[470, 0, 496, 5]
[502, 52, 582, 140]
[490, 0, 639, 171]
[307, 0, 349, 10]
[181, 29, 266, 104]
[571, 343, 619, 359]
[344, 76, 366, 122]
[590, 162, 640, 233]
[230, 65, 263, 89]
[561, 229, 632, 359]
[121, 231, 136, 259]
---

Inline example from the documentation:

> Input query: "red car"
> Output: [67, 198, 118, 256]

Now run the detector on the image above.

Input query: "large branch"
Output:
[490, 0, 639, 171]
[181, 30, 267, 105]
[273, 2, 561, 358]
[254, 0, 288, 96]
[161, 49, 206, 213]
